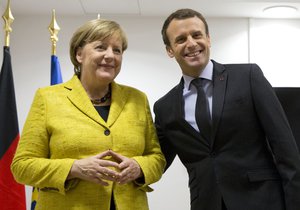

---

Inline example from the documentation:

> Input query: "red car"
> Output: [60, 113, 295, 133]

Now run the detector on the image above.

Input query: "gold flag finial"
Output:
[48, 9, 60, 55]
[2, 0, 14, 47]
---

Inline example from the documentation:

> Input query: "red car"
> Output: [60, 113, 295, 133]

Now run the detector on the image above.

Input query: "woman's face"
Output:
[76, 33, 123, 86]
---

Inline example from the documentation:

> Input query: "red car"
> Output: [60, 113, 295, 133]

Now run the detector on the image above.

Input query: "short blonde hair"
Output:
[69, 19, 128, 72]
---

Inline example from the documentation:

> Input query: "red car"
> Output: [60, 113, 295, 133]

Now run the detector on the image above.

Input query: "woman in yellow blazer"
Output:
[11, 19, 165, 210]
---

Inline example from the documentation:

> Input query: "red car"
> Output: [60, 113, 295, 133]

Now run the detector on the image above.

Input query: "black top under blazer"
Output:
[154, 60, 300, 210]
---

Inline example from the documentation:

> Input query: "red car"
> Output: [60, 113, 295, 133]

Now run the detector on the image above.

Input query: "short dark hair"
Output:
[161, 8, 209, 46]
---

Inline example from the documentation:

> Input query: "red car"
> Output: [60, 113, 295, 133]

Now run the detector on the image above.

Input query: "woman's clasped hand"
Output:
[69, 150, 143, 186]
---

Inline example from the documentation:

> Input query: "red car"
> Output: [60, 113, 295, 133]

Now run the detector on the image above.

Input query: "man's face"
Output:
[166, 17, 211, 77]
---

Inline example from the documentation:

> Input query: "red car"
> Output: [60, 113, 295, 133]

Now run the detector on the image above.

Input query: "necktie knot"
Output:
[191, 78, 205, 89]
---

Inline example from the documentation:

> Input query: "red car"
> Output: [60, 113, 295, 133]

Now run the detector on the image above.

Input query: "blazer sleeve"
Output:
[250, 64, 300, 210]
[132, 95, 166, 189]
[11, 89, 76, 195]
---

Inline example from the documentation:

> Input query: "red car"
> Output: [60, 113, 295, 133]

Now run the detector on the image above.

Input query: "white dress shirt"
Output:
[182, 60, 213, 132]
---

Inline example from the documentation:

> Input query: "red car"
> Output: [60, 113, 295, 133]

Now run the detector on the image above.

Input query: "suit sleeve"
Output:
[250, 64, 300, 210]
[153, 101, 177, 171]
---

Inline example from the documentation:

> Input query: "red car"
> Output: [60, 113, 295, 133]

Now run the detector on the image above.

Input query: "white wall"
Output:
[4, 13, 300, 210]
[249, 18, 300, 87]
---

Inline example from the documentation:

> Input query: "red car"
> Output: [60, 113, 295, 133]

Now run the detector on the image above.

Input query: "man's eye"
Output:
[193, 33, 203, 39]
[176, 37, 186, 44]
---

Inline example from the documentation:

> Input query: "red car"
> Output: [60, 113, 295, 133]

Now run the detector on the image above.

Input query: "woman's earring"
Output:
[74, 66, 81, 75]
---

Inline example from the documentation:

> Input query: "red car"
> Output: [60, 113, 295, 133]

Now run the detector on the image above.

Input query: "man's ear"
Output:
[207, 34, 211, 48]
[166, 46, 174, 58]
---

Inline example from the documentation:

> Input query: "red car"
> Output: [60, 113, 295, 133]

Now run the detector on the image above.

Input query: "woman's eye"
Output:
[96, 45, 105, 50]
[113, 48, 122, 54]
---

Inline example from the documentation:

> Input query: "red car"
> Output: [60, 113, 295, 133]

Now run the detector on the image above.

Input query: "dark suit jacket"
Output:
[274, 87, 300, 151]
[154, 60, 300, 210]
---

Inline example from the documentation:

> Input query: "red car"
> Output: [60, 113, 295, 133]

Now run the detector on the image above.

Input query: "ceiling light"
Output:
[263, 5, 298, 18]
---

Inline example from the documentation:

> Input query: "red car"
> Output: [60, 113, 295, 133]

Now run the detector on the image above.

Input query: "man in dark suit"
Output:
[275, 88, 300, 150]
[154, 8, 300, 210]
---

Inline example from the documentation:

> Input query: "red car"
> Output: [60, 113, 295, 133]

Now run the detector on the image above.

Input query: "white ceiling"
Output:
[2, 0, 300, 19]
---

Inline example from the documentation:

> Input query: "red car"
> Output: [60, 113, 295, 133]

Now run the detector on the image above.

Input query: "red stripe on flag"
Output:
[0, 134, 26, 210]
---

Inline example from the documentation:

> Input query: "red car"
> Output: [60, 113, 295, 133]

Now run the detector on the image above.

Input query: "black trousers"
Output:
[110, 194, 116, 210]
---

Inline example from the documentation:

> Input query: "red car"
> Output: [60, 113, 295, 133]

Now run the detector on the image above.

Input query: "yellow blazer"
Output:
[11, 75, 166, 210]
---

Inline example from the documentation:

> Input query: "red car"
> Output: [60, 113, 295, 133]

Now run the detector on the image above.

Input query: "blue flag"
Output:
[50, 55, 63, 85]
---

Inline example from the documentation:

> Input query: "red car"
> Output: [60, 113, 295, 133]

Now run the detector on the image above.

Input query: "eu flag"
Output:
[51, 54, 63, 85]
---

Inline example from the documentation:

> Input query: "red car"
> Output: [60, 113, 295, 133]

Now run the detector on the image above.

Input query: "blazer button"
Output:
[104, 129, 110, 136]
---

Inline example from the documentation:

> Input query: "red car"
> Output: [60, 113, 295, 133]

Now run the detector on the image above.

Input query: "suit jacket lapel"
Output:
[175, 78, 185, 122]
[211, 61, 227, 144]
[64, 75, 106, 126]
[107, 81, 127, 127]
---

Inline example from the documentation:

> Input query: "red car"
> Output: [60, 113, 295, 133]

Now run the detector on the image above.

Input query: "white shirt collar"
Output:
[182, 60, 213, 90]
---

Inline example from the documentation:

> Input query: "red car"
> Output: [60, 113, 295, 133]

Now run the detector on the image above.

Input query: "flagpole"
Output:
[1, 1, 26, 210]
[2, 0, 14, 47]
[48, 9, 60, 56]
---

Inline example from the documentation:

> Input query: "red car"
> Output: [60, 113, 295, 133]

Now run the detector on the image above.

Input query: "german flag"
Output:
[0, 46, 26, 210]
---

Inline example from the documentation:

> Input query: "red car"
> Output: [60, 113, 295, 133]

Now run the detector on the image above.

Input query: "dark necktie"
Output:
[191, 78, 211, 140]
